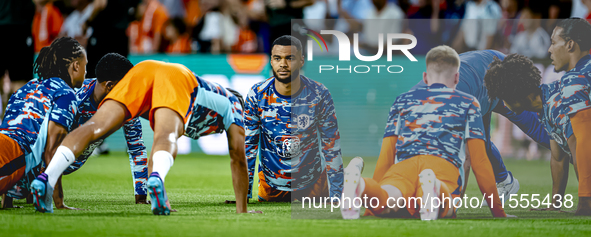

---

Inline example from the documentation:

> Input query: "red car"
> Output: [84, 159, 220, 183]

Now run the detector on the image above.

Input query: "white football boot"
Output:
[419, 169, 441, 221]
[341, 157, 365, 219]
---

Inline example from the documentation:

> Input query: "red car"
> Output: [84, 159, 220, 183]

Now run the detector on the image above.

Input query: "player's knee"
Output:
[152, 132, 178, 147]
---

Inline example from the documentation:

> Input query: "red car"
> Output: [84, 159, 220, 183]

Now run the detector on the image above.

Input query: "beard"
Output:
[273, 70, 299, 84]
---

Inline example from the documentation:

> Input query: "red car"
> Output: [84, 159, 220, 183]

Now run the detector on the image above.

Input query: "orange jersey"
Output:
[166, 34, 192, 54]
[32, 3, 63, 52]
[100, 60, 199, 128]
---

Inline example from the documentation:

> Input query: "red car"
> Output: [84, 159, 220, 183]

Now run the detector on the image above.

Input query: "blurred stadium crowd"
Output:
[5, 0, 591, 56]
[2, 0, 591, 160]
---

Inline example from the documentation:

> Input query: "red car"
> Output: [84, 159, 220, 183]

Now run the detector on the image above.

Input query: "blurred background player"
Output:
[0, 0, 35, 119]
[31, 59, 258, 215]
[163, 17, 192, 54]
[484, 54, 578, 213]
[411, 49, 550, 198]
[547, 18, 591, 215]
[63, 53, 149, 204]
[32, 0, 64, 53]
[341, 45, 508, 220]
[84, 0, 135, 78]
[0, 37, 86, 210]
[244, 35, 343, 202]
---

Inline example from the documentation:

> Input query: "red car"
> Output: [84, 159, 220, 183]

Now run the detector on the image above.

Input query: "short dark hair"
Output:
[226, 88, 245, 110]
[272, 35, 303, 56]
[95, 53, 133, 83]
[556, 18, 591, 52]
[484, 54, 542, 102]
[33, 37, 85, 88]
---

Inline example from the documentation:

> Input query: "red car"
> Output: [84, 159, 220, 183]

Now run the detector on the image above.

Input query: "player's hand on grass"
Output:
[135, 195, 150, 204]
[55, 203, 84, 210]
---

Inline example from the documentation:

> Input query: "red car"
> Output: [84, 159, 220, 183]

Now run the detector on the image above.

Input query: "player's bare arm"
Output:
[531, 140, 571, 211]
[227, 124, 261, 214]
[45, 121, 80, 210]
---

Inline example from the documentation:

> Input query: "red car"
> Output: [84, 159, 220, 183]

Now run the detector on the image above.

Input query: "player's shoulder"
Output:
[576, 56, 591, 75]
[460, 49, 505, 64]
[249, 77, 275, 95]
[76, 79, 97, 98]
[561, 70, 588, 86]
[41, 77, 77, 97]
[300, 75, 332, 95]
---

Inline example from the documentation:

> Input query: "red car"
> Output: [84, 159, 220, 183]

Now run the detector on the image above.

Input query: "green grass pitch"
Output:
[1, 153, 591, 236]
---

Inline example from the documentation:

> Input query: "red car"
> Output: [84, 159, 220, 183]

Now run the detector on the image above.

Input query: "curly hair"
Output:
[33, 37, 85, 88]
[484, 54, 542, 102]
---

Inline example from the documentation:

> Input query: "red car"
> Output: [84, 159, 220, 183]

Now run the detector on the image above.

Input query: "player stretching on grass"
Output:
[412, 50, 550, 198]
[341, 46, 509, 220]
[0, 37, 86, 209]
[244, 35, 343, 202]
[485, 18, 591, 216]
[64, 53, 149, 204]
[5, 53, 150, 207]
[31, 59, 257, 215]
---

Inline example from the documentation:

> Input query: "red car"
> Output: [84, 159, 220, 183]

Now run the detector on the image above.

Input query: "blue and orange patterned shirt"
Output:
[0, 77, 77, 154]
[1, 77, 77, 199]
[61, 79, 149, 196]
[384, 83, 486, 168]
[559, 55, 591, 116]
[540, 81, 573, 155]
[184, 75, 244, 139]
[244, 75, 343, 199]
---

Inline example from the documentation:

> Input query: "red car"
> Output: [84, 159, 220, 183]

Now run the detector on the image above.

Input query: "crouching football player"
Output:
[485, 18, 591, 215]
[31, 59, 259, 215]
[341, 46, 509, 220]
[64, 53, 150, 204]
[0, 37, 85, 209]
[484, 53, 578, 214]
[6, 53, 151, 207]
[244, 35, 344, 202]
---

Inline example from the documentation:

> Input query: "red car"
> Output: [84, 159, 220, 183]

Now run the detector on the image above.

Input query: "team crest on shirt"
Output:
[275, 135, 301, 158]
[296, 114, 312, 130]
[551, 133, 564, 145]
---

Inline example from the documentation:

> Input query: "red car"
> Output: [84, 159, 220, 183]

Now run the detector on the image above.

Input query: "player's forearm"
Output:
[245, 142, 258, 197]
[550, 152, 569, 207]
[230, 149, 249, 213]
[129, 151, 149, 196]
[467, 139, 507, 217]
[496, 104, 551, 149]
[44, 123, 69, 164]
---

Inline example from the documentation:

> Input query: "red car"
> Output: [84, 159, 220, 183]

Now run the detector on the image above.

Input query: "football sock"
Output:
[45, 146, 76, 188]
[152, 151, 174, 183]
[570, 109, 591, 197]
